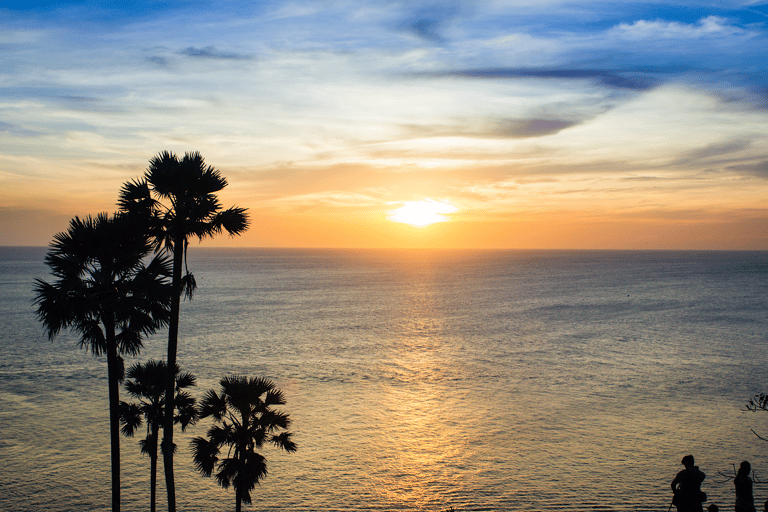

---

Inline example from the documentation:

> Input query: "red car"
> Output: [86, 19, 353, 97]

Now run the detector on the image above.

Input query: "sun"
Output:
[388, 199, 458, 228]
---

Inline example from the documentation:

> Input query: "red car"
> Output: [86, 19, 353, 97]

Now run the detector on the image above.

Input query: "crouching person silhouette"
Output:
[672, 455, 707, 512]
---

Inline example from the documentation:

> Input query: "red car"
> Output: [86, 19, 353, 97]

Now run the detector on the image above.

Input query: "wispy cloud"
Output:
[727, 161, 768, 179]
[179, 46, 253, 60]
[413, 67, 660, 90]
[398, 117, 580, 139]
[610, 16, 749, 41]
[0, 121, 40, 137]
[495, 118, 578, 138]
[397, 2, 462, 43]
[146, 55, 169, 67]
[674, 140, 753, 167]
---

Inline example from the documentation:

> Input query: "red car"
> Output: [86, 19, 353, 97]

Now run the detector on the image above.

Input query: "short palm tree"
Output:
[119, 151, 249, 512]
[191, 376, 297, 512]
[120, 360, 198, 512]
[33, 212, 173, 512]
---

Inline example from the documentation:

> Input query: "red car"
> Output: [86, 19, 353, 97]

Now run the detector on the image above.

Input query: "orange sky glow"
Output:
[1, 3, 767, 250]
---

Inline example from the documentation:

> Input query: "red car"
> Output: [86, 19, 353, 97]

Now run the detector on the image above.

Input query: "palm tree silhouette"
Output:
[33, 213, 172, 512]
[119, 151, 249, 511]
[120, 360, 198, 512]
[191, 376, 297, 512]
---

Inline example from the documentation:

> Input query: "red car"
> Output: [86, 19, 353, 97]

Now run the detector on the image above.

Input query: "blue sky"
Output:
[2, 1, 767, 248]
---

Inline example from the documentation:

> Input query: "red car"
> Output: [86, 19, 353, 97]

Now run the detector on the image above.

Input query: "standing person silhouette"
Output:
[672, 455, 707, 512]
[735, 461, 756, 512]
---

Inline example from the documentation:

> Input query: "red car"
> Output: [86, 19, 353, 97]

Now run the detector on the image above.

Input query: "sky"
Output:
[1, 0, 767, 249]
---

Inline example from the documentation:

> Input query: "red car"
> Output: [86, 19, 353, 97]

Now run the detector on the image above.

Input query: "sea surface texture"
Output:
[1, 247, 767, 512]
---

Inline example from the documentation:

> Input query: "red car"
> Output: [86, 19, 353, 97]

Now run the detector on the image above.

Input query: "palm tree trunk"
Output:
[105, 313, 121, 512]
[235, 489, 242, 512]
[162, 240, 184, 512]
[150, 416, 159, 512]
[150, 432, 158, 512]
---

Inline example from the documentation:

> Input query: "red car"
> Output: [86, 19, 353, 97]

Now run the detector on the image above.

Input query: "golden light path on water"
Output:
[369, 276, 466, 510]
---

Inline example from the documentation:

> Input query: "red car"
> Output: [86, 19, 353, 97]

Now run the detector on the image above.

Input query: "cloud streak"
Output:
[412, 67, 661, 90]
[0, 121, 41, 137]
[178, 46, 254, 60]
[727, 161, 768, 179]
[610, 16, 749, 41]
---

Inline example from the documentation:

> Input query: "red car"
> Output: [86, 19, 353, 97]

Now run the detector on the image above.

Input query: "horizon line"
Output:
[3, 245, 767, 252]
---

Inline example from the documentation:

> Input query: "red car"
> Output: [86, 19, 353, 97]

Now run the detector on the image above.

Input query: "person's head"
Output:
[738, 461, 751, 477]
[708, 504, 719, 512]
[681, 455, 695, 468]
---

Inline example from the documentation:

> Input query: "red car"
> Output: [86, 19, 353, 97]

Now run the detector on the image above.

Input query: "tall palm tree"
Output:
[191, 376, 297, 512]
[119, 151, 249, 511]
[120, 360, 198, 512]
[33, 212, 173, 512]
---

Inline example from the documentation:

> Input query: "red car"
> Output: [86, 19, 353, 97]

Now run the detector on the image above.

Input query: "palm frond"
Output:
[249, 376, 276, 395]
[270, 432, 297, 453]
[128, 255, 173, 323]
[207, 423, 231, 446]
[117, 178, 156, 216]
[180, 272, 196, 301]
[120, 401, 144, 437]
[237, 452, 268, 504]
[144, 253, 173, 280]
[181, 151, 227, 194]
[264, 388, 286, 407]
[212, 206, 250, 237]
[174, 389, 199, 431]
[200, 389, 227, 420]
[214, 457, 239, 490]
[176, 371, 197, 389]
[125, 360, 166, 395]
[139, 435, 158, 457]
[32, 279, 71, 339]
[145, 151, 183, 199]
[191, 436, 219, 477]
[176, 404, 199, 431]
[77, 319, 106, 355]
[115, 328, 144, 356]
[262, 409, 291, 431]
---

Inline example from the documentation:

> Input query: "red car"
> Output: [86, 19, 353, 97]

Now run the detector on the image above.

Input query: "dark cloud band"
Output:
[413, 67, 660, 90]
[179, 46, 252, 60]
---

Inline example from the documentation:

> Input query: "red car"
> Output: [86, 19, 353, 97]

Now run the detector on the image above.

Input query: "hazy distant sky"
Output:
[2, 0, 767, 248]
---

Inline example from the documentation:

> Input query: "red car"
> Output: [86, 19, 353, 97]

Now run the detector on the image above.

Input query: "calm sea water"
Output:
[1, 247, 767, 512]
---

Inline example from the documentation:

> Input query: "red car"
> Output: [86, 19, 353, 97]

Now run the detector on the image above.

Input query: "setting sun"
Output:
[387, 199, 458, 228]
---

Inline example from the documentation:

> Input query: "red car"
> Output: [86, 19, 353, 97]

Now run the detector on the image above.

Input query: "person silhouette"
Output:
[735, 461, 756, 512]
[672, 455, 706, 512]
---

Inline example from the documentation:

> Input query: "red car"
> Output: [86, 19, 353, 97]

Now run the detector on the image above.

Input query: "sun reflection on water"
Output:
[366, 267, 473, 510]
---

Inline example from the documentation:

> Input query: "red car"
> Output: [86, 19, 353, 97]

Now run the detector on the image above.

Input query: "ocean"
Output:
[1, 247, 767, 512]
